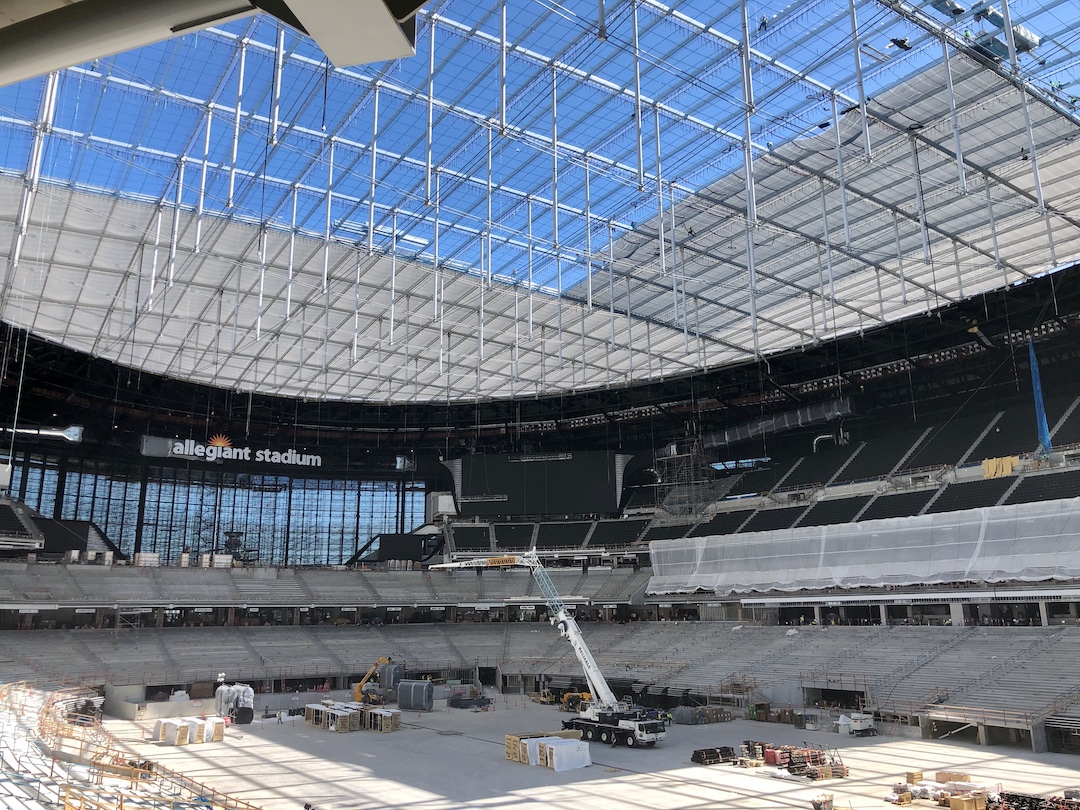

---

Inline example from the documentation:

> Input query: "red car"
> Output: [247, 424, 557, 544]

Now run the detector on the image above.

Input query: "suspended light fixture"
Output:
[0, 425, 84, 443]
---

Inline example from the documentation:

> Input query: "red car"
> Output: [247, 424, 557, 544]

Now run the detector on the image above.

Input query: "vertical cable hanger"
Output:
[321, 58, 330, 132]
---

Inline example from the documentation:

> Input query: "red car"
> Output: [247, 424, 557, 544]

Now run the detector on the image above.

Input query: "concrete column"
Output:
[838, 606, 847, 623]
[878, 604, 888, 626]
[1038, 601, 1050, 627]
[918, 716, 934, 740]
[949, 602, 965, 626]
[227, 608, 236, 626]
[1031, 721, 1048, 753]
[1069, 602, 1078, 619]
[813, 606, 823, 625]
[976, 723, 989, 746]
[292, 609, 301, 626]
[155, 608, 164, 628]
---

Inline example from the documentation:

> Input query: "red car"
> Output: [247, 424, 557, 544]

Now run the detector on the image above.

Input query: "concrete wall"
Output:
[104, 683, 214, 720]
[104, 684, 362, 720]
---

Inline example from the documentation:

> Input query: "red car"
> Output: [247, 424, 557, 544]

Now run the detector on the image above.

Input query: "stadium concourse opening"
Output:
[2, 0, 1080, 807]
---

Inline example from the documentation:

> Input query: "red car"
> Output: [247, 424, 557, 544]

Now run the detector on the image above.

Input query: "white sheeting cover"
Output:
[546, 739, 592, 771]
[647, 497, 1080, 595]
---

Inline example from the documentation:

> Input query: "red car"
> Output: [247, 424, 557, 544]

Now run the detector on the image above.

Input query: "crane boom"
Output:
[431, 553, 621, 709]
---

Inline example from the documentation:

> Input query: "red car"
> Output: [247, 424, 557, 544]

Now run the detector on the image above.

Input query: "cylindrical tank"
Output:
[396, 679, 434, 711]
[379, 662, 405, 690]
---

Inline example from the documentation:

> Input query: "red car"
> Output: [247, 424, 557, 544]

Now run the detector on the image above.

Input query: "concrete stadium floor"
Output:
[106, 698, 1080, 810]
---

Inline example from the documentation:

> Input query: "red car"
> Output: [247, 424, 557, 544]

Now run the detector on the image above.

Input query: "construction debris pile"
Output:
[886, 769, 990, 806]
[886, 770, 1080, 808]
[691, 740, 848, 780]
[990, 791, 1080, 809]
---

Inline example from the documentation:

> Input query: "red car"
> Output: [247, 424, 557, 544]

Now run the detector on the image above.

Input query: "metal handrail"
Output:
[923, 703, 1035, 728]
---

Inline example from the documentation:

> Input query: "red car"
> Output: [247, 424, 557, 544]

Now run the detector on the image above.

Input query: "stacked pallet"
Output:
[691, 740, 846, 779]
[691, 746, 736, 765]
[760, 743, 848, 780]
[672, 705, 734, 725]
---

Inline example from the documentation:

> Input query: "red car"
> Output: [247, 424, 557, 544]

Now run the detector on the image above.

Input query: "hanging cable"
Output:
[7, 329, 29, 465]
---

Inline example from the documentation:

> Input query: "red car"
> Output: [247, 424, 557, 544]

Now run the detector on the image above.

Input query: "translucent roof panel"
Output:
[0, 0, 1079, 402]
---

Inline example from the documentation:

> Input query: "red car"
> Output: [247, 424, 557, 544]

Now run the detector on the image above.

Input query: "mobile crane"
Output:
[431, 553, 665, 748]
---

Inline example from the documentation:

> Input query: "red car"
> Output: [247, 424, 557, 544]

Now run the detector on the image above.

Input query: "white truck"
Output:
[431, 553, 666, 748]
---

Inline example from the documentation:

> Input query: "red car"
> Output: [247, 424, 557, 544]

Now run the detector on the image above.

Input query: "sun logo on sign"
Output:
[208, 434, 232, 448]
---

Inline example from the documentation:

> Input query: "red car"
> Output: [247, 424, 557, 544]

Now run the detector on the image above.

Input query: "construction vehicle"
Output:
[353, 657, 392, 702]
[848, 712, 877, 737]
[534, 689, 557, 705]
[432, 553, 665, 748]
[560, 691, 591, 712]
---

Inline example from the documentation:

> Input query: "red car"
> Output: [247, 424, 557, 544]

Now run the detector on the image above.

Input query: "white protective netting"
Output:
[647, 497, 1080, 595]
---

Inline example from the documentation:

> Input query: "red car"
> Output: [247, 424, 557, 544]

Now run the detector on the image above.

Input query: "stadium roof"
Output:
[0, 0, 1079, 404]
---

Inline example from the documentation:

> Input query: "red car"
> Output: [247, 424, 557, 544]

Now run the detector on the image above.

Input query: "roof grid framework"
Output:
[0, 0, 1078, 402]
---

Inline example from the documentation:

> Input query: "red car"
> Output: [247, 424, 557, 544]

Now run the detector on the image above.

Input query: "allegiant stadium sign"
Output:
[141, 434, 323, 467]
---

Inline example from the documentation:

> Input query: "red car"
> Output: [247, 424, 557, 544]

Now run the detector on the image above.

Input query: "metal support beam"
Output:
[740, 0, 757, 226]
[632, 0, 644, 191]
[228, 40, 245, 208]
[584, 157, 592, 308]
[368, 84, 380, 254]
[847, 0, 872, 159]
[830, 95, 851, 245]
[425, 19, 435, 204]
[940, 39, 967, 192]
[6, 71, 58, 304]
[271, 26, 284, 145]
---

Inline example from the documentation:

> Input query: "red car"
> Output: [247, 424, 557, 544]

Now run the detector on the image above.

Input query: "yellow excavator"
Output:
[353, 657, 392, 703]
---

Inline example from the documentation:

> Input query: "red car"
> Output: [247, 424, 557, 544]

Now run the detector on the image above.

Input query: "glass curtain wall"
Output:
[7, 453, 424, 565]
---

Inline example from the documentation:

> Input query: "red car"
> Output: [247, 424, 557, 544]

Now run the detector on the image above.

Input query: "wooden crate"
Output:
[906, 771, 923, 784]
[330, 710, 351, 732]
[162, 720, 188, 746]
[937, 772, 972, 784]
[366, 710, 394, 732]
[206, 718, 225, 742]
[505, 735, 522, 762]
[506, 729, 581, 762]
